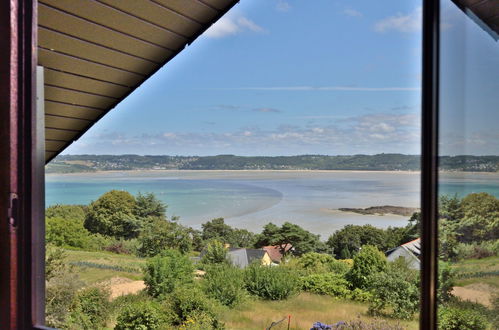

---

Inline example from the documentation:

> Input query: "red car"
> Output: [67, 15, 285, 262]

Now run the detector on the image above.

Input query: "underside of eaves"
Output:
[39, 0, 239, 163]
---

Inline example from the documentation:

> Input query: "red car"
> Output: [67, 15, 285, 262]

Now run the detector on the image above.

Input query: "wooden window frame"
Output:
[0, 0, 441, 328]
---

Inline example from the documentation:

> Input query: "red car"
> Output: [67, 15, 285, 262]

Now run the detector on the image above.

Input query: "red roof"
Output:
[262, 244, 292, 263]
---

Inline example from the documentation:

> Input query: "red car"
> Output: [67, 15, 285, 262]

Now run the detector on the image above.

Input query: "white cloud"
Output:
[66, 112, 424, 156]
[237, 17, 265, 33]
[253, 107, 281, 113]
[276, 0, 291, 12]
[163, 132, 176, 138]
[375, 7, 422, 33]
[204, 15, 265, 38]
[343, 8, 363, 18]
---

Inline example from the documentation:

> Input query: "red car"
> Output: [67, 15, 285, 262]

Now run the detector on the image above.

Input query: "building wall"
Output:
[261, 252, 272, 266]
[387, 247, 420, 270]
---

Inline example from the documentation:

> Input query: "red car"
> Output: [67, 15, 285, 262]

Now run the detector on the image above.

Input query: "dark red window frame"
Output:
[0, 0, 441, 328]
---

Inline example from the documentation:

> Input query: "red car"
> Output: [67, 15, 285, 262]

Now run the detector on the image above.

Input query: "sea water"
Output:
[45, 170, 499, 238]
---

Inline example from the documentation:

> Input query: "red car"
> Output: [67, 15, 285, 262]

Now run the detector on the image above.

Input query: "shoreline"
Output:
[44, 168, 499, 177]
[46, 169, 424, 176]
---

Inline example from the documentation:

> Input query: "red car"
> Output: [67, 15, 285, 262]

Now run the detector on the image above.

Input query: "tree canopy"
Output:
[255, 222, 323, 256]
[201, 217, 256, 248]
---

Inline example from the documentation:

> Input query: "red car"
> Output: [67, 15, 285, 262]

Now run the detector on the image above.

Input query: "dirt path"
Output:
[99, 277, 145, 299]
[452, 283, 497, 307]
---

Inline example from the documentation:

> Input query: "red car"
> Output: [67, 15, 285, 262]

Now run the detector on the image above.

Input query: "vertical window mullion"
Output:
[421, 0, 440, 329]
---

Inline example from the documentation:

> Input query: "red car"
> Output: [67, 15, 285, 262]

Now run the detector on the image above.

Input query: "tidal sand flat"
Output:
[46, 170, 498, 238]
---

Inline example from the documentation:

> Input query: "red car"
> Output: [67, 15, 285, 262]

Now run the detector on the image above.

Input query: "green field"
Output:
[452, 256, 499, 288]
[62, 249, 497, 329]
[64, 249, 145, 284]
[220, 293, 418, 330]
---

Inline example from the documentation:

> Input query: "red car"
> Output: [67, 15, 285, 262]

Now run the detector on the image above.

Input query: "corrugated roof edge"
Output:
[45, 0, 241, 164]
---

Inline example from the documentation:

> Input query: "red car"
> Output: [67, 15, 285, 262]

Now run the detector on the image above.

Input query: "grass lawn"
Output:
[452, 256, 499, 288]
[220, 293, 418, 330]
[64, 249, 145, 284]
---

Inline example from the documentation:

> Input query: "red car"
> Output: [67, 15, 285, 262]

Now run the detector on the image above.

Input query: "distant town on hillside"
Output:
[45, 154, 499, 173]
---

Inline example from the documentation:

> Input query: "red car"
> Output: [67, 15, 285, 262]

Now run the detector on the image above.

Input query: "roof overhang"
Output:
[452, 0, 499, 40]
[39, 0, 239, 163]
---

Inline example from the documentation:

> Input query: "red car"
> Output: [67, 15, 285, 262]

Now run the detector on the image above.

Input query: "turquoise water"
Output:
[45, 171, 499, 237]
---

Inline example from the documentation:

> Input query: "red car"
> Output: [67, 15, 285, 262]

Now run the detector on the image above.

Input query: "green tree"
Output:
[326, 225, 388, 259]
[46, 204, 87, 222]
[84, 190, 140, 239]
[458, 192, 499, 242]
[255, 222, 321, 256]
[134, 192, 167, 220]
[189, 228, 205, 252]
[439, 194, 463, 222]
[138, 218, 192, 257]
[201, 218, 233, 242]
[46, 216, 91, 248]
[201, 240, 229, 265]
[346, 245, 387, 289]
[229, 228, 256, 248]
[143, 249, 194, 298]
[254, 222, 280, 247]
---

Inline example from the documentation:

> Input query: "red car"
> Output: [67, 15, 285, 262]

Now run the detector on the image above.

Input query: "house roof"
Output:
[39, 0, 239, 162]
[386, 238, 421, 258]
[401, 238, 421, 257]
[453, 0, 499, 41]
[263, 244, 292, 263]
[228, 248, 267, 268]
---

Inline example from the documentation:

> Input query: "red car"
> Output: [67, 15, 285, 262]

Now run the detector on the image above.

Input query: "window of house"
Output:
[437, 0, 499, 327]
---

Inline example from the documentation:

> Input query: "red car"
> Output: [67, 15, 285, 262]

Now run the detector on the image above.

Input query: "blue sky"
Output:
[64, 0, 491, 156]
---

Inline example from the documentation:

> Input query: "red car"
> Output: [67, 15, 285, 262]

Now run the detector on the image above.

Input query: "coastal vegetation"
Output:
[45, 154, 499, 173]
[45, 190, 499, 329]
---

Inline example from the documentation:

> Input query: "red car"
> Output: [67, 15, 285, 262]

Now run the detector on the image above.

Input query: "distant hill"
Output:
[45, 154, 499, 173]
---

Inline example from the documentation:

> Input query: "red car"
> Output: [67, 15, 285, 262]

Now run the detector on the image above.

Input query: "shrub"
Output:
[143, 249, 194, 298]
[45, 272, 83, 328]
[438, 262, 455, 303]
[203, 264, 246, 307]
[346, 245, 387, 289]
[104, 238, 138, 255]
[46, 216, 92, 249]
[445, 299, 497, 329]
[114, 300, 165, 330]
[201, 240, 229, 265]
[84, 233, 114, 251]
[366, 271, 419, 319]
[296, 252, 351, 275]
[438, 306, 488, 330]
[70, 286, 111, 329]
[111, 291, 151, 311]
[301, 273, 350, 297]
[244, 264, 299, 300]
[366, 261, 419, 320]
[46, 204, 87, 222]
[138, 219, 192, 257]
[348, 288, 372, 302]
[45, 245, 67, 281]
[165, 286, 223, 329]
